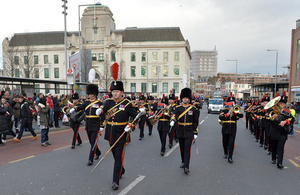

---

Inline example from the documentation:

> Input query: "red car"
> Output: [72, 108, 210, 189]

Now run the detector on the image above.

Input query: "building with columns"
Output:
[2, 4, 191, 97]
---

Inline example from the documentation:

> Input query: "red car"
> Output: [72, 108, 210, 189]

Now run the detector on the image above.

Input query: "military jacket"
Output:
[145, 103, 157, 116]
[270, 109, 294, 140]
[70, 102, 84, 128]
[219, 108, 243, 134]
[101, 98, 137, 144]
[75, 99, 103, 131]
[157, 108, 171, 132]
[171, 104, 198, 138]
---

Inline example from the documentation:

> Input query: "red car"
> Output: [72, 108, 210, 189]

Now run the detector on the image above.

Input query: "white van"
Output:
[208, 99, 224, 113]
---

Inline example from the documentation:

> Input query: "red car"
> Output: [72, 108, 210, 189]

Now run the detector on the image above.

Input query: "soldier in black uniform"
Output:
[219, 94, 243, 163]
[145, 95, 157, 136]
[69, 93, 84, 149]
[244, 99, 251, 130]
[97, 81, 138, 190]
[168, 93, 177, 148]
[157, 95, 170, 156]
[138, 94, 147, 140]
[269, 92, 294, 169]
[70, 84, 103, 166]
[256, 94, 270, 148]
[170, 88, 198, 174]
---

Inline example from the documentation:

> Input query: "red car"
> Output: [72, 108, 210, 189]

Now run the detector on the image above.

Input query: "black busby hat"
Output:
[87, 84, 99, 95]
[139, 94, 146, 101]
[169, 94, 175, 100]
[72, 93, 79, 100]
[279, 91, 287, 104]
[262, 93, 270, 102]
[161, 94, 169, 105]
[131, 94, 136, 100]
[180, 88, 192, 100]
[247, 98, 252, 103]
[147, 95, 154, 101]
[226, 92, 236, 103]
[110, 81, 124, 92]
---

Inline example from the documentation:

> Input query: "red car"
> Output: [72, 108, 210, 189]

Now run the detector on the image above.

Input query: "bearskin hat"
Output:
[279, 91, 287, 104]
[86, 84, 99, 95]
[147, 95, 154, 101]
[180, 88, 192, 100]
[161, 94, 169, 105]
[72, 93, 79, 100]
[110, 81, 124, 92]
[169, 94, 176, 100]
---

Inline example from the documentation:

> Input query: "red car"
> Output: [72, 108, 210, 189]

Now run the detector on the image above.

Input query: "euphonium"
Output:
[264, 96, 282, 121]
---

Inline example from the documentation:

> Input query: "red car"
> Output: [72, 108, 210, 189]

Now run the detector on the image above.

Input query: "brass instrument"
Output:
[62, 100, 74, 115]
[218, 119, 223, 125]
[264, 96, 282, 121]
[233, 105, 241, 113]
[149, 105, 171, 125]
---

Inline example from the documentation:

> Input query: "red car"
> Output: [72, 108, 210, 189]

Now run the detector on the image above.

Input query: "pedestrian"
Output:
[219, 92, 243, 163]
[69, 84, 102, 166]
[12, 95, 20, 133]
[38, 97, 51, 147]
[288, 104, 296, 135]
[53, 95, 61, 128]
[96, 80, 138, 190]
[13, 95, 37, 142]
[157, 95, 170, 156]
[0, 98, 10, 145]
[270, 92, 294, 169]
[294, 101, 299, 124]
[170, 88, 199, 174]
[1, 97, 16, 143]
[69, 93, 84, 149]
[46, 93, 54, 126]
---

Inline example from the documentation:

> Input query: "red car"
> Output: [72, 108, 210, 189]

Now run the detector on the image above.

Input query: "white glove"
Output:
[139, 107, 145, 113]
[124, 125, 131, 132]
[96, 108, 102, 116]
[170, 121, 175, 127]
[69, 108, 75, 113]
[99, 127, 104, 132]
[194, 135, 198, 139]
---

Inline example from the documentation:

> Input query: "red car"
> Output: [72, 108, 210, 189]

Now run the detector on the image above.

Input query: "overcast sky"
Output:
[1, 0, 299, 75]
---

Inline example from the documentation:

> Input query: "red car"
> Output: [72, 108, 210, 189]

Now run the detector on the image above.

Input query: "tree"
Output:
[2, 37, 19, 77]
[19, 34, 36, 78]
[98, 54, 113, 91]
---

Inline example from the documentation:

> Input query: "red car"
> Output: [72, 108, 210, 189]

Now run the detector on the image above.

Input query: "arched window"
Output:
[111, 51, 116, 62]
[95, 73, 100, 80]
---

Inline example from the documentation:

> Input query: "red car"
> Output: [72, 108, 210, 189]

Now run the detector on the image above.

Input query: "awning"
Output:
[291, 88, 300, 92]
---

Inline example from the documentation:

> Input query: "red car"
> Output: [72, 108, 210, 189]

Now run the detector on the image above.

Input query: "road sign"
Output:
[72, 63, 76, 69]
[67, 68, 73, 75]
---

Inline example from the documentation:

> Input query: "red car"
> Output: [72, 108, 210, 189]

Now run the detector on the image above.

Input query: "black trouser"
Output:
[72, 124, 82, 147]
[139, 118, 146, 138]
[222, 132, 236, 159]
[86, 130, 101, 162]
[159, 131, 168, 152]
[111, 142, 126, 185]
[260, 126, 265, 145]
[54, 111, 60, 127]
[178, 136, 193, 169]
[246, 115, 250, 129]
[271, 140, 286, 165]
[168, 123, 178, 145]
[17, 118, 36, 140]
[2, 119, 16, 140]
[146, 119, 153, 134]
[249, 119, 253, 133]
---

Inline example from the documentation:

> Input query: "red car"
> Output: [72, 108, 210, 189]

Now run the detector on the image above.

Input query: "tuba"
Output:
[264, 96, 282, 121]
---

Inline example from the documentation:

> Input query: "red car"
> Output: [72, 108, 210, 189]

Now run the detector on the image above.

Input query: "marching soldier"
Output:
[256, 94, 270, 148]
[244, 99, 252, 130]
[96, 80, 139, 190]
[69, 84, 103, 166]
[69, 93, 84, 149]
[170, 88, 198, 174]
[157, 95, 170, 156]
[219, 93, 243, 163]
[269, 92, 294, 169]
[145, 95, 157, 136]
[138, 94, 147, 140]
[168, 93, 177, 148]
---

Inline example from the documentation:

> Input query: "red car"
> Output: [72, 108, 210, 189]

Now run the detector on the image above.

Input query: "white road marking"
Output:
[164, 143, 179, 157]
[199, 120, 205, 125]
[118, 175, 146, 195]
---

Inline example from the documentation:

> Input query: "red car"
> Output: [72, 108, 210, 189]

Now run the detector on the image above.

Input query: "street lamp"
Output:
[62, 0, 68, 94]
[146, 48, 160, 94]
[267, 49, 278, 96]
[226, 59, 238, 94]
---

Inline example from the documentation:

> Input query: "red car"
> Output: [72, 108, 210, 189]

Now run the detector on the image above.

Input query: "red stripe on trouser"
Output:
[93, 130, 99, 161]
[118, 143, 126, 184]
[188, 138, 193, 167]
[75, 126, 80, 145]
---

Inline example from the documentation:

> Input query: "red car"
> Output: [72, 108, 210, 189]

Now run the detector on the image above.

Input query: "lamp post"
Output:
[62, 0, 68, 94]
[226, 59, 238, 95]
[146, 48, 160, 94]
[267, 49, 278, 96]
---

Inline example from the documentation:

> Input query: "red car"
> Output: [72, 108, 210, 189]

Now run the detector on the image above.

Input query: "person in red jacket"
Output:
[46, 93, 54, 126]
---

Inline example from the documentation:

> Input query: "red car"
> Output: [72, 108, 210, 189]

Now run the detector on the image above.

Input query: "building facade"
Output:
[2, 4, 191, 97]
[191, 49, 218, 79]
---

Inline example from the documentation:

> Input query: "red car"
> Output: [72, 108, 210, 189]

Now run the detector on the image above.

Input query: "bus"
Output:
[213, 90, 223, 99]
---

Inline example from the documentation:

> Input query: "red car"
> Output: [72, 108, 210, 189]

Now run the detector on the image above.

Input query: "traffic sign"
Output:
[72, 63, 76, 69]
[67, 68, 73, 75]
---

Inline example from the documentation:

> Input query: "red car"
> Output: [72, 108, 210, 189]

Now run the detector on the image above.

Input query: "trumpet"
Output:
[218, 119, 223, 125]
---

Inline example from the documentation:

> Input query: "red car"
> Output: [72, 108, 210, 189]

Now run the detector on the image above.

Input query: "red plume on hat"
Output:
[111, 62, 119, 86]
[266, 93, 269, 97]
[230, 92, 233, 97]
[125, 94, 127, 97]
[283, 91, 286, 96]
[276, 92, 278, 97]
[170, 90, 172, 94]
[161, 94, 165, 103]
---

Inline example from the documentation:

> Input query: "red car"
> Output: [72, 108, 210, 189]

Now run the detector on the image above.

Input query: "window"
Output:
[54, 68, 59, 78]
[25, 69, 29, 78]
[298, 39, 300, 51]
[141, 83, 147, 93]
[141, 66, 147, 77]
[92, 53, 97, 61]
[174, 52, 179, 61]
[24, 56, 28, 65]
[44, 68, 49, 78]
[131, 66, 136, 77]
[54, 55, 59, 64]
[173, 82, 179, 93]
[95, 73, 100, 80]
[15, 69, 20, 77]
[111, 51, 116, 62]
[174, 65, 179, 76]
[44, 55, 48, 64]
[99, 53, 104, 61]
[141, 52, 146, 62]
[94, 28, 98, 34]
[35, 84, 40, 93]
[152, 66, 157, 77]
[55, 84, 60, 94]
[34, 68, 39, 78]
[45, 83, 50, 94]
[14, 56, 19, 65]
[163, 83, 168, 93]
[71, 52, 75, 55]
[297, 63, 299, 74]
[131, 83, 136, 92]
[163, 66, 168, 77]
[152, 83, 157, 93]
[163, 52, 168, 62]
[34, 55, 38, 65]
[152, 52, 157, 62]
[131, 52, 136, 62]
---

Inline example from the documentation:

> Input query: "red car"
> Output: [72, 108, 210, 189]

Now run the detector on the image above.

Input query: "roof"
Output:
[112, 27, 185, 42]
[9, 31, 79, 47]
